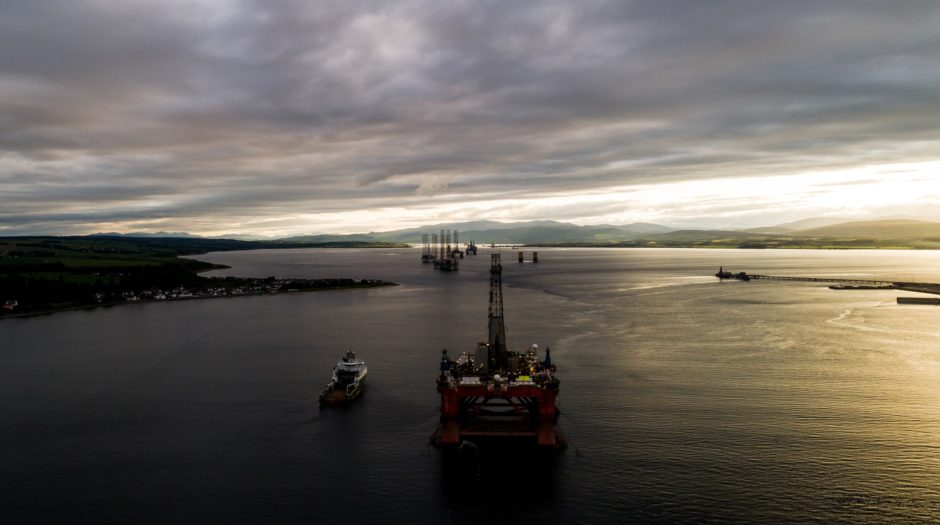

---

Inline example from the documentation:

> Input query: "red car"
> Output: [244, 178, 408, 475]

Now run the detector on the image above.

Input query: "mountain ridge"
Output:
[797, 219, 940, 238]
[81, 217, 940, 245]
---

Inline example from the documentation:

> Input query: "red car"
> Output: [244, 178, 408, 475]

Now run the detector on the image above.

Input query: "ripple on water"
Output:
[4, 248, 940, 523]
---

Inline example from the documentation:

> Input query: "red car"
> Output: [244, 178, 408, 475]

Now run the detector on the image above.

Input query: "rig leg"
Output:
[537, 418, 556, 447]
[439, 418, 460, 446]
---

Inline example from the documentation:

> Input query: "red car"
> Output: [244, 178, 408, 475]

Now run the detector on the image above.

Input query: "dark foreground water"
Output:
[4, 248, 940, 523]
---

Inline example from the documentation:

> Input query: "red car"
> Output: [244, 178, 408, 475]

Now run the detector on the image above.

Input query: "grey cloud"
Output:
[2, 0, 940, 234]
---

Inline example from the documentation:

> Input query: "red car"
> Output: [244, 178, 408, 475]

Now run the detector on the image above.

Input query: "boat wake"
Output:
[826, 306, 891, 333]
[622, 276, 713, 292]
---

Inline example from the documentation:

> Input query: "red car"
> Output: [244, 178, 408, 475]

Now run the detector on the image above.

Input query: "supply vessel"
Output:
[319, 351, 367, 406]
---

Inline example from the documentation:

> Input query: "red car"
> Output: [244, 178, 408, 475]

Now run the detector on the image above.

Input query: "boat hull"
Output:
[318, 378, 365, 407]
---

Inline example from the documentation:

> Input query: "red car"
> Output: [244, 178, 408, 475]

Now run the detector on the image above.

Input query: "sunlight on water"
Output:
[3, 248, 940, 522]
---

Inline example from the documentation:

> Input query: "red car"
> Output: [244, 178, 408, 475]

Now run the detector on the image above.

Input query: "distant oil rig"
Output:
[420, 229, 481, 269]
[431, 254, 563, 450]
[420, 233, 436, 264]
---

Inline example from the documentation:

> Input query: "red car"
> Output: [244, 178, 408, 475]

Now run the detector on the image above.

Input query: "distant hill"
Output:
[743, 217, 864, 234]
[772, 217, 861, 231]
[91, 231, 202, 238]
[742, 226, 791, 234]
[91, 231, 282, 241]
[280, 220, 673, 244]
[645, 229, 779, 242]
[79, 217, 940, 248]
[281, 233, 382, 243]
[609, 222, 673, 234]
[388, 222, 673, 244]
[376, 220, 561, 236]
[215, 233, 275, 241]
[81, 221, 673, 245]
[798, 219, 940, 238]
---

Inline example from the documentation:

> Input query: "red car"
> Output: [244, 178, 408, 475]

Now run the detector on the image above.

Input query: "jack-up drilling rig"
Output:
[433, 229, 459, 271]
[432, 254, 562, 449]
[420, 234, 435, 263]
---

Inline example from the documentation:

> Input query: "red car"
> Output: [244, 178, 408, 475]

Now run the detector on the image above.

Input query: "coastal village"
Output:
[1, 277, 393, 316]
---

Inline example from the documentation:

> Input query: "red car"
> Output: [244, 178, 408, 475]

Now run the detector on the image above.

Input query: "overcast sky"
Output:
[2, 0, 939, 236]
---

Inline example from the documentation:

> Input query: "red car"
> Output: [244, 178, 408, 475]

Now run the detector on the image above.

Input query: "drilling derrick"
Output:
[487, 254, 507, 371]
[432, 253, 562, 450]
[452, 230, 463, 258]
[440, 229, 446, 261]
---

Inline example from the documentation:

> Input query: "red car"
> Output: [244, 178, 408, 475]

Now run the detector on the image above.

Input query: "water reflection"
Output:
[3, 248, 940, 522]
[439, 444, 560, 520]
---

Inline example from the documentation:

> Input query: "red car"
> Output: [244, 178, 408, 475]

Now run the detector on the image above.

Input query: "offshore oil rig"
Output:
[420, 233, 437, 263]
[431, 254, 562, 450]
[421, 233, 437, 263]
[430, 229, 461, 271]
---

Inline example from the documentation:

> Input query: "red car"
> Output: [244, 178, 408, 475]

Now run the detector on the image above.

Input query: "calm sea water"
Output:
[3, 248, 940, 523]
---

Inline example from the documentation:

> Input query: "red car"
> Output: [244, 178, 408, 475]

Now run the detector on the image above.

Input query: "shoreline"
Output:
[521, 244, 938, 250]
[0, 281, 398, 320]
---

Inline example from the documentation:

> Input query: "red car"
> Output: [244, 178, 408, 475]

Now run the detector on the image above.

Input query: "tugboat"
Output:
[319, 351, 367, 407]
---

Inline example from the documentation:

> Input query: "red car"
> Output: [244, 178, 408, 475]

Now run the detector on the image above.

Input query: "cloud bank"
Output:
[2, 0, 940, 235]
